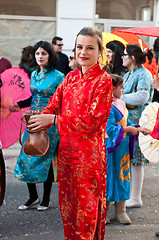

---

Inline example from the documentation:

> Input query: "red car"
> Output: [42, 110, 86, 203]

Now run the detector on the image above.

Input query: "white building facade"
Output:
[0, 0, 159, 66]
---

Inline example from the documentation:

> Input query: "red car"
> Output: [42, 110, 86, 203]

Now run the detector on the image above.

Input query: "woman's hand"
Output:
[124, 126, 151, 136]
[28, 114, 55, 131]
[152, 73, 159, 91]
[10, 103, 20, 112]
[130, 127, 140, 135]
[137, 127, 151, 135]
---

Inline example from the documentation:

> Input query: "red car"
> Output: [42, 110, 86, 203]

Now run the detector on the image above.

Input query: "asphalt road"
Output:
[0, 157, 159, 240]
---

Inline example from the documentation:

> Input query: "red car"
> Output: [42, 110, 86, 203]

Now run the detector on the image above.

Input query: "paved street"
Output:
[0, 157, 159, 240]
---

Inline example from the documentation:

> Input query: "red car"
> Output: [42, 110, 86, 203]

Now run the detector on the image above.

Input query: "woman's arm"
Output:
[17, 96, 32, 108]
[122, 68, 152, 106]
[28, 72, 113, 134]
[10, 96, 32, 112]
[57, 74, 113, 136]
[121, 90, 149, 106]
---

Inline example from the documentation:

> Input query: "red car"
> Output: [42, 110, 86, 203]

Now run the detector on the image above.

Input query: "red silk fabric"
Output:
[42, 63, 113, 240]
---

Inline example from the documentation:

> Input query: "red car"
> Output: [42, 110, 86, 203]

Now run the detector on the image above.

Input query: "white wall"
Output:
[153, 0, 159, 26]
[56, 0, 96, 55]
[156, 0, 159, 25]
[0, 16, 56, 67]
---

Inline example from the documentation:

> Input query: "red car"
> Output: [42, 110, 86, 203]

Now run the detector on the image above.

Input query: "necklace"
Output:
[124, 71, 131, 84]
[124, 65, 141, 83]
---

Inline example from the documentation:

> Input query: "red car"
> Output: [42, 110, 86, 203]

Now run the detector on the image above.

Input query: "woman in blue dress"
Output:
[11, 41, 64, 210]
[121, 44, 153, 208]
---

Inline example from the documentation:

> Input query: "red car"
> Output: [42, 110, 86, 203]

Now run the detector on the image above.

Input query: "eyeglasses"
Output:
[69, 56, 75, 60]
[56, 44, 63, 47]
[122, 53, 128, 57]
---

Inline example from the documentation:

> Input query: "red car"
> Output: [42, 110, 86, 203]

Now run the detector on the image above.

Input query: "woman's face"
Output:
[106, 48, 114, 63]
[69, 52, 79, 70]
[122, 49, 132, 68]
[35, 47, 49, 67]
[76, 35, 100, 73]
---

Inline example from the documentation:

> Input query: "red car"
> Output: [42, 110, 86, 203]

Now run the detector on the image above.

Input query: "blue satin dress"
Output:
[15, 68, 64, 183]
[122, 66, 153, 165]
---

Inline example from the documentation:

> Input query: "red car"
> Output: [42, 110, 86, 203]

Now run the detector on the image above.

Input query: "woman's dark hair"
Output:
[105, 40, 125, 75]
[153, 38, 159, 52]
[75, 26, 104, 55]
[110, 74, 124, 87]
[32, 41, 57, 70]
[19, 46, 37, 77]
[126, 44, 154, 65]
[19, 46, 34, 67]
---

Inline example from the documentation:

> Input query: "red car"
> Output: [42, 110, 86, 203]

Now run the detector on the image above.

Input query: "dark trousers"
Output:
[27, 163, 53, 203]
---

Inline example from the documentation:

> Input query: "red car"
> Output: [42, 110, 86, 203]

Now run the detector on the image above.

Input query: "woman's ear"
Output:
[98, 49, 102, 58]
[130, 55, 135, 62]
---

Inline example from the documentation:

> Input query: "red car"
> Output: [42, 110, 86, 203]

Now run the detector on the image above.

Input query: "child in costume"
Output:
[106, 74, 150, 224]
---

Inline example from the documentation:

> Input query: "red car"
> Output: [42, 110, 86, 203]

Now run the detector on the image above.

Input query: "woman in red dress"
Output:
[28, 26, 113, 240]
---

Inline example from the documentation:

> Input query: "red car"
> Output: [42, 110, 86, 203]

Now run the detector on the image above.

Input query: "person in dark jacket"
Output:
[52, 36, 71, 75]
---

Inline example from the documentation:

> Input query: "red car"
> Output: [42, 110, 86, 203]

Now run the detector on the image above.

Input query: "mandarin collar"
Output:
[35, 67, 49, 76]
[79, 62, 101, 79]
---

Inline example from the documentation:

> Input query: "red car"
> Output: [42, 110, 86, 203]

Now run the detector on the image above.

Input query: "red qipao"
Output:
[41, 63, 113, 240]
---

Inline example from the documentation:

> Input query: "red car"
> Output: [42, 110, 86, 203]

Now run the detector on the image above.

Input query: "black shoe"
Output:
[156, 232, 159, 237]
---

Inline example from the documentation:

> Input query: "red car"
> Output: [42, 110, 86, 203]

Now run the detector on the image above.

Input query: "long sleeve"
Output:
[58, 78, 113, 136]
[17, 96, 32, 108]
[121, 90, 149, 106]
[41, 76, 65, 115]
[41, 66, 113, 136]
[122, 67, 153, 107]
